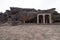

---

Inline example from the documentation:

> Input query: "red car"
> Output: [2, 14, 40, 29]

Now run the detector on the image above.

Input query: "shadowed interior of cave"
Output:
[45, 15, 49, 23]
[39, 15, 43, 23]
[25, 17, 37, 23]
[54, 20, 60, 23]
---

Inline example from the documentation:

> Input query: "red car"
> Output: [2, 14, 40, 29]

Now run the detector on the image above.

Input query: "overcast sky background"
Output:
[0, 0, 60, 13]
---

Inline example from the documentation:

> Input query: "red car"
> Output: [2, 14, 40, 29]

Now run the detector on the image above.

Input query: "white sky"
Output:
[0, 0, 60, 13]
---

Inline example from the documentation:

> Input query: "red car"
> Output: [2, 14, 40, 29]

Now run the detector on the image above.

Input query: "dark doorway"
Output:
[39, 15, 43, 23]
[25, 17, 37, 23]
[45, 15, 49, 24]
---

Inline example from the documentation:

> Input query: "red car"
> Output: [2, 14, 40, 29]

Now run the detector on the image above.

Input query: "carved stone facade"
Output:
[37, 13, 52, 24]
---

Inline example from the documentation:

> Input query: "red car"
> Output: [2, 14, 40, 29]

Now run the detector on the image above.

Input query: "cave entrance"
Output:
[39, 15, 43, 24]
[45, 15, 50, 24]
[25, 17, 37, 23]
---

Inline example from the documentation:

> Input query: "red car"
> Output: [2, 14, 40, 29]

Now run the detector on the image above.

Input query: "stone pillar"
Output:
[37, 15, 39, 24]
[43, 14, 45, 24]
[49, 15, 52, 24]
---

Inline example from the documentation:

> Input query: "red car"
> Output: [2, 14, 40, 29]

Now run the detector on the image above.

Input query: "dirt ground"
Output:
[0, 24, 60, 40]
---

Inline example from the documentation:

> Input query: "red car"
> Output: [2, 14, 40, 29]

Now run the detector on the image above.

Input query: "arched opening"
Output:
[45, 15, 49, 24]
[39, 15, 43, 24]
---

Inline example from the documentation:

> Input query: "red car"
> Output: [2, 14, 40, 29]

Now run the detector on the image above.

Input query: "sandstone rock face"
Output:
[0, 25, 60, 40]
